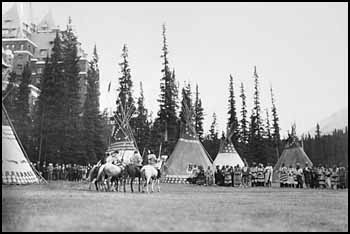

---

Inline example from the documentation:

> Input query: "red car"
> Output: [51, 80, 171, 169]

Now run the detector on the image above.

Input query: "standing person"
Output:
[224, 165, 231, 186]
[250, 162, 258, 187]
[264, 163, 273, 187]
[325, 167, 332, 189]
[303, 162, 312, 189]
[205, 166, 213, 186]
[234, 164, 242, 187]
[256, 163, 265, 187]
[287, 165, 295, 188]
[279, 163, 288, 188]
[47, 163, 53, 181]
[214, 165, 220, 185]
[230, 166, 235, 187]
[295, 163, 304, 188]
[338, 165, 346, 189]
[330, 165, 339, 190]
[241, 164, 250, 188]
[318, 165, 326, 189]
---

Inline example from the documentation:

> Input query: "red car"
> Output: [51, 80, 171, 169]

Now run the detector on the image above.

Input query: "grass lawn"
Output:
[2, 181, 348, 232]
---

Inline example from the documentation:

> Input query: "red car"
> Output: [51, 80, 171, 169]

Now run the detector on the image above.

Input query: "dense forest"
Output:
[3, 22, 348, 167]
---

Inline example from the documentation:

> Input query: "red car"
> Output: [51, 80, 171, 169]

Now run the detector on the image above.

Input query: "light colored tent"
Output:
[163, 101, 214, 183]
[107, 101, 139, 164]
[2, 105, 43, 184]
[272, 143, 313, 182]
[214, 128, 244, 169]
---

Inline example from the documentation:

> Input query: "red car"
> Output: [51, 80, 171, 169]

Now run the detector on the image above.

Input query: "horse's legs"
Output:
[157, 179, 160, 192]
[151, 179, 154, 193]
[138, 177, 141, 192]
[130, 177, 134, 193]
[123, 176, 126, 193]
[106, 177, 111, 192]
[94, 179, 98, 191]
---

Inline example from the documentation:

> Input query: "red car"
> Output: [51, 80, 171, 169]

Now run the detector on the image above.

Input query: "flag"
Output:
[108, 81, 111, 92]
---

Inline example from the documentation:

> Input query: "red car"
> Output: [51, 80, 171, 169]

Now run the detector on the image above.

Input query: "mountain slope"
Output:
[304, 107, 348, 136]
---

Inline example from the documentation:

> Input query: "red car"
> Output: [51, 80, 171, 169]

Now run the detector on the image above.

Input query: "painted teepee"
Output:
[2, 52, 43, 185]
[107, 98, 140, 164]
[214, 125, 244, 169]
[2, 104, 42, 184]
[273, 124, 313, 182]
[163, 101, 214, 183]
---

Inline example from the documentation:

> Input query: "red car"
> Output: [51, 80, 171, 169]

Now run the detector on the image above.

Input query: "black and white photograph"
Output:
[2, 2, 348, 232]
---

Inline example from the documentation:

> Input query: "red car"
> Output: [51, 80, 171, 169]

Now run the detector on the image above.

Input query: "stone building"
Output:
[2, 3, 89, 112]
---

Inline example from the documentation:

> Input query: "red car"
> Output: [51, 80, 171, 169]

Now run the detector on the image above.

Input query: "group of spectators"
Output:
[214, 162, 274, 187]
[187, 161, 348, 189]
[278, 162, 348, 189]
[32, 161, 92, 182]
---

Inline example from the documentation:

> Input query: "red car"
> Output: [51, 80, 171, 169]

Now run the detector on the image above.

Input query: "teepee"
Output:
[2, 53, 43, 185]
[2, 104, 43, 184]
[107, 99, 139, 164]
[273, 124, 313, 182]
[163, 101, 214, 183]
[214, 125, 244, 169]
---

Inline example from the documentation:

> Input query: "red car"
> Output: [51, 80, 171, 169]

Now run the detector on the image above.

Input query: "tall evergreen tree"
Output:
[227, 74, 239, 146]
[155, 23, 179, 154]
[116, 44, 135, 118]
[194, 84, 204, 141]
[209, 112, 218, 141]
[133, 82, 151, 155]
[61, 17, 84, 163]
[82, 45, 107, 163]
[35, 32, 66, 163]
[248, 66, 265, 163]
[239, 82, 248, 144]
[270, 85, 281, 159]
[13, 63, 33, 159]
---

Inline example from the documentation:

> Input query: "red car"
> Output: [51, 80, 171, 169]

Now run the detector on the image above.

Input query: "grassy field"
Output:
[2, 181, 348, 232]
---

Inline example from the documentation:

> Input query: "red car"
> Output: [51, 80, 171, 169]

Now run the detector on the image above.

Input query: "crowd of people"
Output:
[32, 161, 92, 182]
[279, 162, 348, 189]
[213, 162, 274, 187]
[187, 162, 348, 189]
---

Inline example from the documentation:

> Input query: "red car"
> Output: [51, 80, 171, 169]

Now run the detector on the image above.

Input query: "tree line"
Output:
[3, 22, 347, 167]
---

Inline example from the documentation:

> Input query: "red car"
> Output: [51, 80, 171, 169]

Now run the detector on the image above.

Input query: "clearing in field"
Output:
[2, 181, 348, 232]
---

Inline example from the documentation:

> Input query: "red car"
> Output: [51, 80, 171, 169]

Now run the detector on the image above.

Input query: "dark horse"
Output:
[123, 164, 142, 192]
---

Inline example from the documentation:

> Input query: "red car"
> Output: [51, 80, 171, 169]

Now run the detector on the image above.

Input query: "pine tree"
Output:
[116, 44, 135, 118]
[227, 74, 239, 146]
[61, 17, 84, 163]
[156, 23, 179, 154]
[194, 84, 204, 141]
[239, 82, 248, 144]
[265, 108, 271, 140]
[248, 66, 265, 163]
[315, 123, 321, 139]
[134, 82, 151, 155]
[270, 85, 281, 160]
[35, 32, 66, 163]
[13, 63, 33, 159]
[82, 45, 107, 163]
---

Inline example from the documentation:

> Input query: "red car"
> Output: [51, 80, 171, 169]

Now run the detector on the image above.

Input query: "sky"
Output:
[3, 2, 348, 137]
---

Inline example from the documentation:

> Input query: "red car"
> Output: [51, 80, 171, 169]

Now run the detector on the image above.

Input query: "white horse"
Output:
[140, 157, 165, 193]
[96, 162, 126, 192]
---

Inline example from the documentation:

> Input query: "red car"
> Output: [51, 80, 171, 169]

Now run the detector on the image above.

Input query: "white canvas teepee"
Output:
[214, 127, 244, 169]
[163, 101, 214, 183]
[107, 101, 139, 164]
[2, 104, 42, 184]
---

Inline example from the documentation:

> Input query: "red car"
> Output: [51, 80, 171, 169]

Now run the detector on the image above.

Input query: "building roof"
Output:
[37, 10, 57, 31]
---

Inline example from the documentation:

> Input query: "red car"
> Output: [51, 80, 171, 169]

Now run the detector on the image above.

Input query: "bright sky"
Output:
[3, 2, 348, 137]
